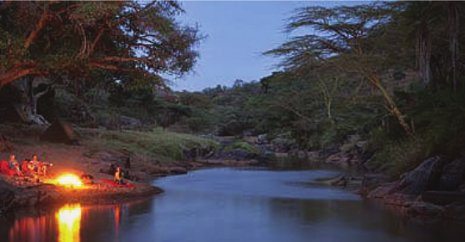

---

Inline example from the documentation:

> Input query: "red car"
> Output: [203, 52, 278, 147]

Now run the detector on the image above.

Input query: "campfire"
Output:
[49, 173, 84, 188]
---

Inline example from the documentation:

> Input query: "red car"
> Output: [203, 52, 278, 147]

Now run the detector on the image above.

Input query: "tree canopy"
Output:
[0, 1, 199, 87]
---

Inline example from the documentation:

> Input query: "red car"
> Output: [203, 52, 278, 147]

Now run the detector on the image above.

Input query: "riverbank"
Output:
[316, 156, 465, 222]
[0, 125, 266, 214]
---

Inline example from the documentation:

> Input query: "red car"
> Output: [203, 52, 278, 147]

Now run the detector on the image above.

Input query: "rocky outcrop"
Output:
[0, 177, 162, 214]
[365, 156, 465, 220]
[367, 156, 443, 199]
[360, 173, 390, 195]
[398, 156, 443, 194]
[438, 158, 465, 191]
[0, 179, 16, 213]
[119, 115, 143, 130]
[40, 119, 78, 145]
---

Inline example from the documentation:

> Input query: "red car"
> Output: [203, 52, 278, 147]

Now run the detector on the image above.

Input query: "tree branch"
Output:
[24, 7, 49, 50]
[0, 63, 43, 87]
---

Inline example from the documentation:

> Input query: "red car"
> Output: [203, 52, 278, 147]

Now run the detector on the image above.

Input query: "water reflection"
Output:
[8, 214, 54, 242]
[56, 204, 82, 242]
[2, 168, 465, 242]
[5, 202, 131, 242]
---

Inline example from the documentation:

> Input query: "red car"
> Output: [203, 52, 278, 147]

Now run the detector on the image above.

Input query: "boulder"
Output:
[421, 191, 465, 205]
[438, 158, 465, 191]
[398, 156, 443, 195]
[0, 179, 16, 213]
[407, 201, 444, 217]
[271, 137, 294, 152]
[40, 119, 78, 144]
[119, 115, 143, 130]
[325, 152, 352, 168]
[443, 202, 465, 221]
[257, 134, 268, 144]
[360, 173, 390, 195]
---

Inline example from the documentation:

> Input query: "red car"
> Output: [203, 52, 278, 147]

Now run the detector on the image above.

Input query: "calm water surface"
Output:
[0, 168, 463, 242]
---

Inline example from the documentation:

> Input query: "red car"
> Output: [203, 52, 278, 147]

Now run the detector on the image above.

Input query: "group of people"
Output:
[0, 154, 53, 180]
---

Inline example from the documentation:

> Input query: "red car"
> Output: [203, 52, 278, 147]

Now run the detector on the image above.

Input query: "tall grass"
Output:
[82, 128, 219, 163]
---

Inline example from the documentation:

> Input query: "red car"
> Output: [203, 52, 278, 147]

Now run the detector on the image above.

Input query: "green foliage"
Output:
[224, 141, 259, 154]
[370, 137, 430, 177]
[84, 128, 219, 163]
[0, 1, 199, 87]
[367, 88, 465, 176]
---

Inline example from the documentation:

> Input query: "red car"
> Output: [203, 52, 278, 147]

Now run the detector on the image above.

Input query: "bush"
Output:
[369, 137, 431, 177]
[224, 141, 259, 154]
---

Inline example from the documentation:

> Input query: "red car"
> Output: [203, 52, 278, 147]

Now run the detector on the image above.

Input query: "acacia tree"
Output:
[265, 3, 415, 136]
[0, 1, 199, 124]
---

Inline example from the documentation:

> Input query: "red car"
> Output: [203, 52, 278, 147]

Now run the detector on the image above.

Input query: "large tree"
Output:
[266, 3, 415, 136]
[0, 1, 199, 124]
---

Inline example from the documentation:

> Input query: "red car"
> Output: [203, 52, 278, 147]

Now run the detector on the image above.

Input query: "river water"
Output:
[0, 168, 463, 242]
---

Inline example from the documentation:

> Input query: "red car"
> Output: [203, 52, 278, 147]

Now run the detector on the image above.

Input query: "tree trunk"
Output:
[369, 75, 414, 137]
[417, 22, 432, 87]
[12, 77, 50, 126]
[448, 2, 459, 91]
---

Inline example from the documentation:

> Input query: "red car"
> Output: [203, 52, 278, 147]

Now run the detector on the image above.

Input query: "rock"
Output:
[226, 149, 257, 161]
[40, 119, 78, 144]
[288, 149, 308, 160]
[421, 191, 465, 205]
[355, 141, 367, 149]
[319, 145, 340, 157]
[360, 173, 390, 195]
[257, 134, 268, 144]
[443, 202, 465, 221]
[398, 156, 443, 195]
[325, 152, 351, 168]
[368, 182, 400, 199]
[271, 137, 294, 153]
[438, 158, 465, 191]
[119, 115, 143, 130]
[407, 201, 444, 217]
[168, 166, 188, 175]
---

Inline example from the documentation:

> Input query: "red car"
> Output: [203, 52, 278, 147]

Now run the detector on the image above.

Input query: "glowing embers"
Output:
[53, 173, 83, 188]
[56, 204, 82, 242]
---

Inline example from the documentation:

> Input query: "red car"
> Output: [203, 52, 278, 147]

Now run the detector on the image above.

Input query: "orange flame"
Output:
[53, 173, 83, 188]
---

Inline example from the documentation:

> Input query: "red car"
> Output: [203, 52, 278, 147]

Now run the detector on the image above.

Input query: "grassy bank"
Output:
[81, 128, 219, 163]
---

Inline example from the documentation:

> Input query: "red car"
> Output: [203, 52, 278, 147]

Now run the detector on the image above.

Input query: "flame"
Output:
[54, 173, 83, 188]
[56, 204, 82, 242]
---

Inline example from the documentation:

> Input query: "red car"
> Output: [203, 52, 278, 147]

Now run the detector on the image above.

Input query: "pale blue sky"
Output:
[169, 1, 363, 91]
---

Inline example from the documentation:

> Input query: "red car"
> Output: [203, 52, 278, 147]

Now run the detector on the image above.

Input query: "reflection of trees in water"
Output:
[268, 198, 464, 242]
[79, 198, 154, 242]
[268, 198, 365, 225]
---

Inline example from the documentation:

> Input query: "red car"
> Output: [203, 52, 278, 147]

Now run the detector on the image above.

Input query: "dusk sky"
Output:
[169, 1, 362, 91]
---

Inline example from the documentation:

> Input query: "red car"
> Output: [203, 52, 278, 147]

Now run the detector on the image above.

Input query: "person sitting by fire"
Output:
[30, 154, 40, 173]
[114, 166, 124, 185]
[8, 154, 22, 176]
[21, 159, 32, 177]
[29, 154, 52, 177]
[38, 161, 53, 177]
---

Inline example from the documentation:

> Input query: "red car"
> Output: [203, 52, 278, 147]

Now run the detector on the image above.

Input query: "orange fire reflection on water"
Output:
[56, 204, 82, 242]
[8, 215, 53, 242]
[8, 203, 83, 242]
